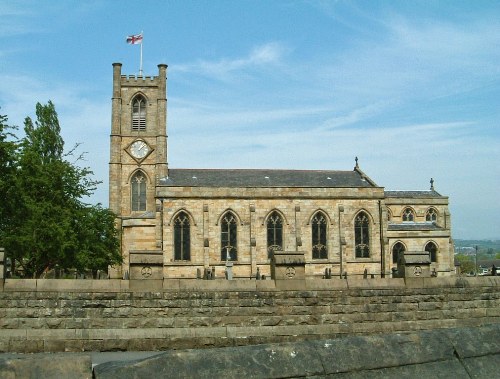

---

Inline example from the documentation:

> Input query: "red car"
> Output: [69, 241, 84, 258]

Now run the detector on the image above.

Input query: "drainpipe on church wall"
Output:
[378, 200, 385, 278]
[338, 205, 344, 278]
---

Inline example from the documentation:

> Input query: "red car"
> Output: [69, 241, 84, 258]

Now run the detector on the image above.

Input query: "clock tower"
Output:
[109, 63, 168, 279]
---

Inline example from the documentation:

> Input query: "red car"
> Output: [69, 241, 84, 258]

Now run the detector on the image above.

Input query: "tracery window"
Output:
[425, 242, 438, 263]
[402, 208, 415, 222]
[131, 171, 146, 211]
[392, 242, 406, 264]
[355, 212, 370, 258]
[267, 211, 283, 258]
[174, 212, 190, 261]
[312, 212, 328, 259]
[132, 95, 146, 131]
[221, 212, 237, 261]
[426, 208, 438, 222]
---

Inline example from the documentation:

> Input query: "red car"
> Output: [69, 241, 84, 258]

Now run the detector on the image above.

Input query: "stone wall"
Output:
[0, 277, 498, 353]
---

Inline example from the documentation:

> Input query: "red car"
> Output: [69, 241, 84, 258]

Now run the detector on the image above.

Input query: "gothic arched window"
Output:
[131, 171, 146, 211]
[267, 211, 283, 258]
[132, 95, 146, 131]
[392, 242, 406, 264]
[425, 242, 438, 263]
[426, 208, 438, 222]
[312, 212, 328, 259]
[355, 212, 370, 258]
[221, 212, 237, 261]
[174, 212, 190, 261]
[402, 208, 415, 222]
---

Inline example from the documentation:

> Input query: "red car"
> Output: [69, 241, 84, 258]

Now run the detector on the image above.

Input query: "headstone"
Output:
[271, 251, 305, 280]
[225, 262, 233, 280]
[397, 251, 432, 278]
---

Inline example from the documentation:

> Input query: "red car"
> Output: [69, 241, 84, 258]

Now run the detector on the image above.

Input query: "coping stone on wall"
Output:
[37, 279, 93, 292]
[306, 278, 348, 290]
[346, 278, 405, 289]
[4, 279, 37, 291]
[94, 340, 326, 379]
[275, 279, 306, 291]
[178, 279, 257, 292]
[256, 280, 277, 291]
[93, 325, 500, 378]
[162, 279, 181, 290]
[129, 279, 162, 291]
[91, 280, 125, 292]
[0, 353, 92, 379]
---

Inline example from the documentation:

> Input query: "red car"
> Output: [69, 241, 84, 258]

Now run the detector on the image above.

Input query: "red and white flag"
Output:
[126, 33, 143, 45]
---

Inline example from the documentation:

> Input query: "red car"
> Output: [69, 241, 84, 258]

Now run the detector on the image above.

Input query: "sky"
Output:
[0, 0, 499, 240]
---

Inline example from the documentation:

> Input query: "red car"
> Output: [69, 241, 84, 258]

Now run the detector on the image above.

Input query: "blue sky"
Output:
[0, 1, 499, 239]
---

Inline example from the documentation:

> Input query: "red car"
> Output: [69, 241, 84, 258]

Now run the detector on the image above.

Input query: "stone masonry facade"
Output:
[108, 63, 454, 280]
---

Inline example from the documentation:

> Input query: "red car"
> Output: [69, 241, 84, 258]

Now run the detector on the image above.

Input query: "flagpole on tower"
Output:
[126, 32, 144, 76]
[139, 31, 143, 76]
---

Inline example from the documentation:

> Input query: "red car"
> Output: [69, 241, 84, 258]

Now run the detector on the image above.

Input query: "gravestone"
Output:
[271, 251, 306, 280]
[397, 251, 431, 278]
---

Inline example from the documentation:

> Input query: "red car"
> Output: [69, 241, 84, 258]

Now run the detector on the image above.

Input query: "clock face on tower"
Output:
[129, 140, 150, 160]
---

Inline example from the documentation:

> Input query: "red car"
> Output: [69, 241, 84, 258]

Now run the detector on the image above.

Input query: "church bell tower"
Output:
[108, 63, 168, 278]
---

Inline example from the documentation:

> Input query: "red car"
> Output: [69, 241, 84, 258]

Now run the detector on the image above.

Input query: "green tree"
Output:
[0, 111, 19, 258]
[73, 204, 121, 277]
[2, 102, 121, 278]
[455, 254, 475, 275]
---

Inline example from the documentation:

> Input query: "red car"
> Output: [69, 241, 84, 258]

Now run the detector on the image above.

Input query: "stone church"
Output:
[108, 63, 454, 280]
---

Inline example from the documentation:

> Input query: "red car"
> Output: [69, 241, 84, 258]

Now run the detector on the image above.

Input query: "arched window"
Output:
[267, 211, 283, 258]
[174, 212, 190, 261]
[387, 209, 392, 222]
[392, 242, 406, 264]
[312, 212, 328, 259]
[131, 171, 147, 211]
[355, 212, 370, 258]
[402, 208, 415, 222]
[426, 208, 438, 222]
[425, 242, 438, 263]
[221, 212, 237, 261]
[132, 95, 146, 131]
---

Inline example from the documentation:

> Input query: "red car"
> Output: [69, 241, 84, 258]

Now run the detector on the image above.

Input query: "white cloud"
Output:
[173, 42, 289, 79]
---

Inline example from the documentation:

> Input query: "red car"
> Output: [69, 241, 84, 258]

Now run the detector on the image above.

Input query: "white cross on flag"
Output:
[126, 33, 143, 45]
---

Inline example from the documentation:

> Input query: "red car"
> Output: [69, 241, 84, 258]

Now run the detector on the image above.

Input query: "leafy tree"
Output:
[455, 254, 475, 275]
[0, 111, 18, 261]
[2, 102, 121, 278]
[73, 204, 121, 277]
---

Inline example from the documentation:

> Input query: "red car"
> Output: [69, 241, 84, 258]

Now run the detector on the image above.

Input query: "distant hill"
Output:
[454, 239, 500, 257]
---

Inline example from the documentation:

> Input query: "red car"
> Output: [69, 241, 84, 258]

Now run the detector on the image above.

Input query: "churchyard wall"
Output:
[0, 276, 498, 353]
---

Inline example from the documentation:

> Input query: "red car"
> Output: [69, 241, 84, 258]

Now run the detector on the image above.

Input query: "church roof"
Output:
[159, 168, 377, 188]
[384, 190, 444, 198]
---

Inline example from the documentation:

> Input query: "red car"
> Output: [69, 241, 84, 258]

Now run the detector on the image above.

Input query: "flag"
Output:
[126, 33, 143, 45]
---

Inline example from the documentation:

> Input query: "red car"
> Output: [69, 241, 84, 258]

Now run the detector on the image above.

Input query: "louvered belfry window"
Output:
[132, 96, 146, 131]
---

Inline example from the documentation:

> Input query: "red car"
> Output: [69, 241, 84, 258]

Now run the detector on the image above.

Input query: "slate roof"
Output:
[388, 222, 444, 231]
[385, 190, 444, 198]
[158, 168, 377, 188]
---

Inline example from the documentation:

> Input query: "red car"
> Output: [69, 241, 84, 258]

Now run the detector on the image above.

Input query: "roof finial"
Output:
[355, 156, 359, 169]
[430, 178, 434, 191]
